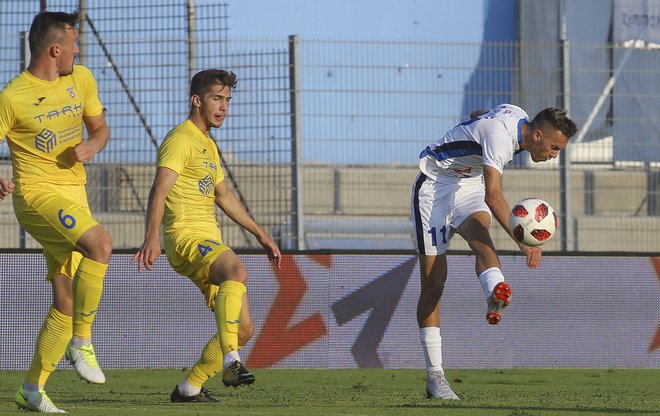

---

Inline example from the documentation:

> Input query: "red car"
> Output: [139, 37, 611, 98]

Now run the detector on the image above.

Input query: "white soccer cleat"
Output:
[65, 343, 106, 384]
[15, 385, 67, 413]
[426, 370, 460, 400]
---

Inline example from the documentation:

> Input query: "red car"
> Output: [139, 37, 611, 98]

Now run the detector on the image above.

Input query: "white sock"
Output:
[479, 267, 505, 299]
[419, 327, 443, 372]
[223, 351, 241, 370]
[177, 379, 201, 397]
[70, 337, 91, 348]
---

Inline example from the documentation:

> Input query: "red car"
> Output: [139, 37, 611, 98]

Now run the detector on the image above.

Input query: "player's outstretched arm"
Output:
[74, 113, 110, 163]
[131, 167, 178, 271]
[0, 178, 14, 201]
[483, 166, 542, 268]
[214, 181, 282, 269]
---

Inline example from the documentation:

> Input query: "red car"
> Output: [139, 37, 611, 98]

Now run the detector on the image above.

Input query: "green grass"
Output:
[0, 369, 658, 416]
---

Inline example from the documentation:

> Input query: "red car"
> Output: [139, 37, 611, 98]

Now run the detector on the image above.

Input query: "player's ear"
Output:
[49, 44, 60, 58]
[191, 95, 201, 108]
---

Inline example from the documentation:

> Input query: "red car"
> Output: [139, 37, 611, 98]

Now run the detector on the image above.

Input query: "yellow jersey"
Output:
[0, 65, 104, 186]
[158, 119, 225, 234]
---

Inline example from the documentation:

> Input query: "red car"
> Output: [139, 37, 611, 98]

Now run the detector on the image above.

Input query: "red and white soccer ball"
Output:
[508, 198, 557, 246]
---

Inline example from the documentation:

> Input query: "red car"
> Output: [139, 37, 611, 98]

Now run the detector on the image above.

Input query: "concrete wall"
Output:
[0, 162, 658, 252]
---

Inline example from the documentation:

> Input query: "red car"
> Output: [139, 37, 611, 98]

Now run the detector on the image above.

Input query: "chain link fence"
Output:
[1, 0, 659, 252]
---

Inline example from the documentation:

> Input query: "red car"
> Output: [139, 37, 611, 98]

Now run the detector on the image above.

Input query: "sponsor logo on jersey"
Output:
[33, 102, 83, 123]
[198, 174, 214, 195]
[32, 96, 46, 106]
[452, 166, 472, 177]
[35, 129, 57, 153]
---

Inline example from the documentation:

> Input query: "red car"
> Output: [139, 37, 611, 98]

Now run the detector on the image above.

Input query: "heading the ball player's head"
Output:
[189, 69, 238, 131]
[28, 11, 80, 76]
[524, 108, 578, 163]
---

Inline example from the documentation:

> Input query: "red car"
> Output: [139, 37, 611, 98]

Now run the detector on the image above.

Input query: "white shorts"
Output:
[411, 172, 491, 255]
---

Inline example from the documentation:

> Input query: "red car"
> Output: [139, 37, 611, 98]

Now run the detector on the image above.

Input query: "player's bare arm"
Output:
[73, 113, 110, 163]
[214, 181, 282, 269]
[483, 166, 542, 268]
[131, 166, 178, 271]
[0, 178, 15, 201]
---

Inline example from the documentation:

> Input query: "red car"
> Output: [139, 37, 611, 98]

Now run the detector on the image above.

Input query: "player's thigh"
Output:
[164, 231, 231, 309]
[208, 249, 248, 286]
[412, 175, 454, 255]
[451, 183, 490, 231]
[457, 212, 493, 243]
[15, 186, 96, 279]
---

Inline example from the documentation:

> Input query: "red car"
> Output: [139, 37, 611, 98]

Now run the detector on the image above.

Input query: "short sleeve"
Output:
[158, 132, 193, 175]
[75, 65, 104, 117]
[0, 90, 14, 141]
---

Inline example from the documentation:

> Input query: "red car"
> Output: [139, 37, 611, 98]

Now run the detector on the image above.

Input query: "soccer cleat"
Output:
[65, 343, 106, 384]
[170, 386, 219, 403]
[222, 360, 255, 387]
[486, 281, 512, 325]
[425, 370, 460, 400]
[15, 385, 67, 413]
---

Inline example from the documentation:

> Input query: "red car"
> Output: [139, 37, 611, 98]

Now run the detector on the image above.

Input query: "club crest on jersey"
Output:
[67, 87, 76, 99]
[198, 174, 214, 196]
[35, 129, 57, 153]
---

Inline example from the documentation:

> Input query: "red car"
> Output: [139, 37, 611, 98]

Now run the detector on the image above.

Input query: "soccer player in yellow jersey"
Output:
[132, 69, 282, 403]
[0, 11, 112, 413]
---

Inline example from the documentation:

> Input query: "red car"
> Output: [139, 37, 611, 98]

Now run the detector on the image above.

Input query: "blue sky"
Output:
[227, 0, 486, 41]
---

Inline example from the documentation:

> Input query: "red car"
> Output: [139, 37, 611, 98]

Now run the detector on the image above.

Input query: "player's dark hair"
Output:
[28, 11, 80, 56]
[190, 69, 238, 97]
[530, 108, 578, 140]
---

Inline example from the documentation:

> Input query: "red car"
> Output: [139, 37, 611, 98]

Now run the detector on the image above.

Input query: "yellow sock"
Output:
[215, 281, 246, 354]
[25, 307, 72, 386]
[186, 334, 223, 387]
[72, 258, 108, 339]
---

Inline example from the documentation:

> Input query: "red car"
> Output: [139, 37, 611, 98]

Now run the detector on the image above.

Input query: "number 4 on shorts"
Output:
[197, 239, 220, 256]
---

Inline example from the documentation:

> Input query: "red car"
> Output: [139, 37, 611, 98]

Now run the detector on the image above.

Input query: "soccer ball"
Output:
[508, 198, 557, 246]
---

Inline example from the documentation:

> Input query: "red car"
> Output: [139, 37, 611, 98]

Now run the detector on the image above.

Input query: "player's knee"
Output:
[93, 231, 112, 260]
[226, 260, 248, 284]
[421, 277, 446, 297]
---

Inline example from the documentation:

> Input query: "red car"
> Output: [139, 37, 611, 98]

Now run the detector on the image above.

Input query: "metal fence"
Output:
[1, 0, 659, 253]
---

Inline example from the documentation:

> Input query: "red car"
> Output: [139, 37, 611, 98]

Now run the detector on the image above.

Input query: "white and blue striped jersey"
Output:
[419, 103, 528, 183]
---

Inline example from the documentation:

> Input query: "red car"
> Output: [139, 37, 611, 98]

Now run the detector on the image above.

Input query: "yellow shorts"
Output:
[13, 183, 99, 280]
[164, 227, 231, 310]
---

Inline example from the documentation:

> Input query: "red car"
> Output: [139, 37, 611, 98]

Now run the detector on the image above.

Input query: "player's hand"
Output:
[257, 234, 282, 270]
[72, 141, 96, 163]
[519, 244, 542, 268]
[0, 178, 15, 201]
[131, 236, 161, 272]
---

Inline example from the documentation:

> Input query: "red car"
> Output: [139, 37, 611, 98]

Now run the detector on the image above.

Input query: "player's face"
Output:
[200, 84, 232, 129]
[528, 128, 568, 162]
[56, 26, 79, 76]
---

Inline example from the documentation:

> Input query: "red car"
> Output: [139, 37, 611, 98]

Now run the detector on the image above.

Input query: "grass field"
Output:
[0, 368, 658, 416]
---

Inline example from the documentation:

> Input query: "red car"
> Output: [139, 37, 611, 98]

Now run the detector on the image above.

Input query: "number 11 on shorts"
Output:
[427, 226, 447, 246]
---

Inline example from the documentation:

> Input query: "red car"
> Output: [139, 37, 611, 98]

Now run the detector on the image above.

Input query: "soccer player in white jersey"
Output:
[411, 104, 577, 399]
